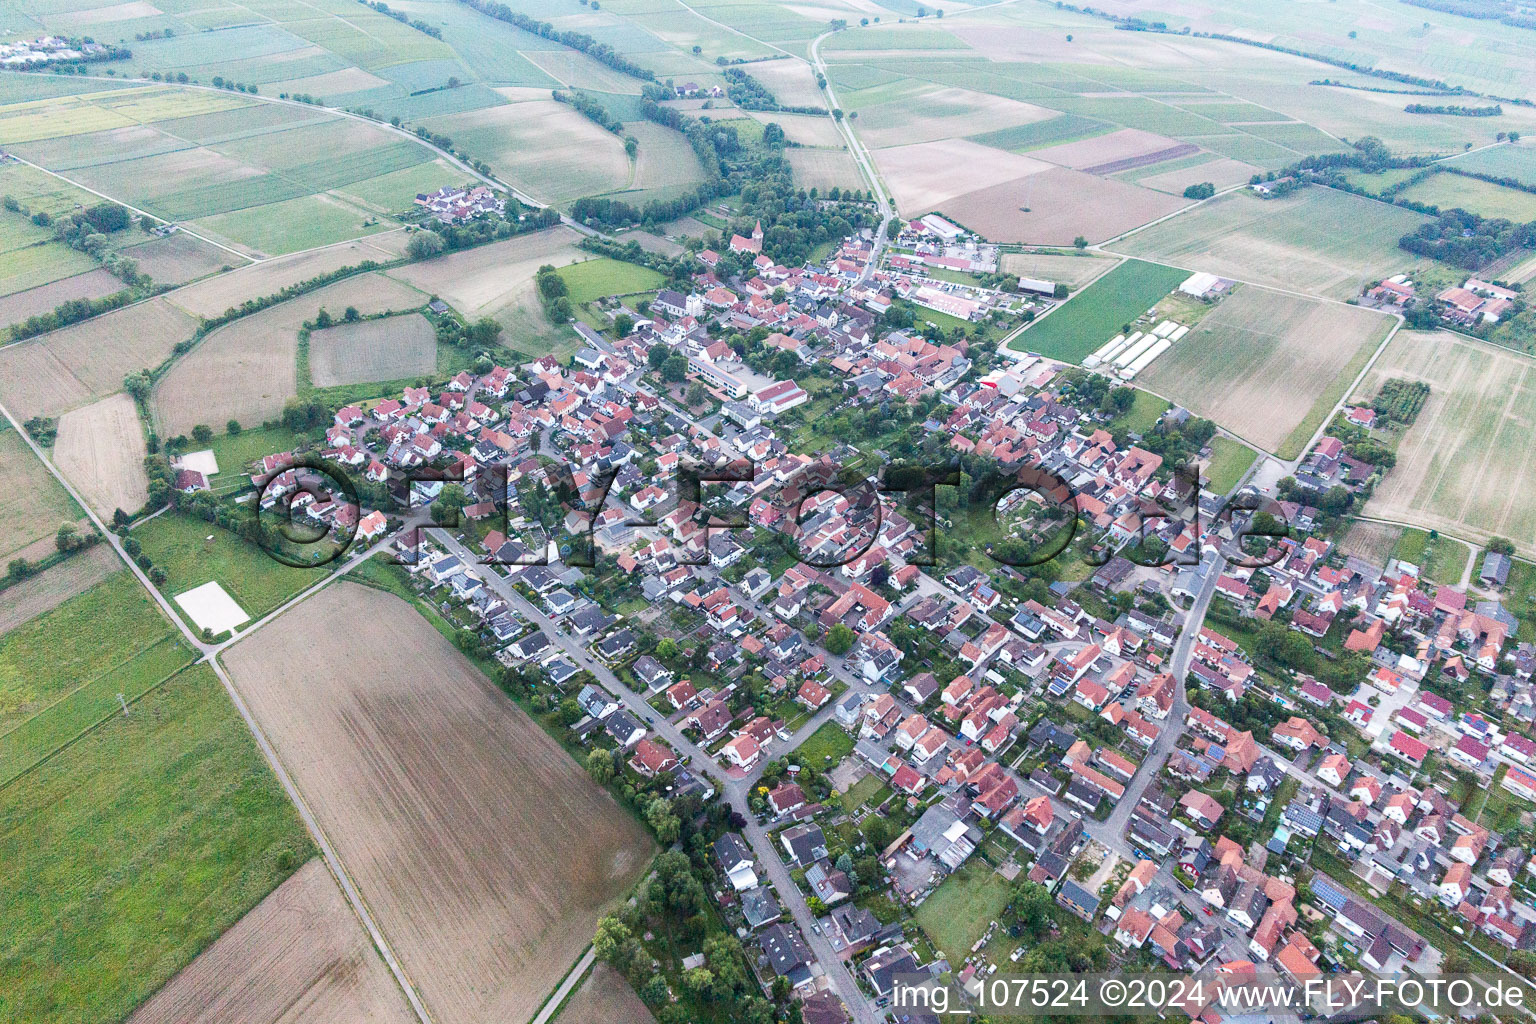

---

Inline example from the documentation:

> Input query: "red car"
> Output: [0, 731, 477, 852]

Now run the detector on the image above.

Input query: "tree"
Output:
[314, 307, 333, 329]
[191, 424, 213, 443]
[430, 483, 466, 525]
[406, 230, 445, 260]
[343, 305, 360, 322]
[593, 915, 640, 972]
[625, 135, 638, 158]
[646, 796, 681, 843]
[123, 370, 153, 401]
[614, 313, 634, 336]
[226, 419, 241, 435]
[1073, 235, 1088, 249]
[149, 566, 167, 584]
[468, 317, 502, 347]
[824, 623, 856, 655]
[661, 354, 688, 382]
[7, 557, 31, 582]
[647, 343, 669, 370]
[587, 747, 616, 782]
[55, 522, 78, 551]
[1183, 182, 1216, 200]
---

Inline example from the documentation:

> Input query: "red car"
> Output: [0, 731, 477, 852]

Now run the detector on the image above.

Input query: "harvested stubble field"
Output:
[0, 424, 79, 562]
[1137, 286, 1394, 458]
[1113, 187, 1432, 300]
[0, 268, 121, 332]
[127, 858, 415, 1024]
[1032, 127, 1187, 170]
[153, 272, 425, 436]
[555, 964, 657, 1024]
[745, 56, 826, 109]
[785, 148, 864, 191]
[999, 250, 1116, 289]
[221, 582, 653, 1024]
[1339, 519, 1403, 567]
[1361, 330, 1536, 557]
[0, 545, 119, 639]
[0, 297, 198, 420]
[53, 394, 149, 519]
[875, 139, 1051, 214]
[120, 231, 242, 288]
[938, 164, 1188, 245]
[164, 235, 407, 320]
[308, 313, 436, 388]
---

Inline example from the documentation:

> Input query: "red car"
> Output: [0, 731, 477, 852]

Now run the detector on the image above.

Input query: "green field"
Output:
[556, 257, 666, 304]
[1009, 259, 1189, 363]
[1113, 188, 1433, 301]
[913, 864, 1012, 960]
[0, 572, 179, 735]
[793, 720, 855, 767]
[1397, 171, 1536, 222]
[132, 512, 331, 623]
[1393, 527, 1472, 586]
[195, 194, 394, 256]
[1445, 144, 1536, 188]
[1204, 436, 1258, 496]
[0, 664, 312, 1024]
[1108, 388, 1170, 437]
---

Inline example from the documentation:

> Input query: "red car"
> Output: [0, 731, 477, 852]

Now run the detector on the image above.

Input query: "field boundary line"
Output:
[0, 658, 193, 791]
[529, 946, 596, 1024]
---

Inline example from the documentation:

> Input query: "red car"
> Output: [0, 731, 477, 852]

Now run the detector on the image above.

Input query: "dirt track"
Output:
[221, 582, 653, 1024]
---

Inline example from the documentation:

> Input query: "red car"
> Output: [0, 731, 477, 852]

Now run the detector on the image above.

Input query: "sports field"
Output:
[126, 858, 415, 1024]
[1008, 259, 1189, 362]
[222, 582, 654, 1024]
[0, 424, 80, 564]
[1361, 330, 1536, 557]
[308, 313, 436, 388]
[1139, 286, 1395, 458]
[1113, 187, 1432, 300]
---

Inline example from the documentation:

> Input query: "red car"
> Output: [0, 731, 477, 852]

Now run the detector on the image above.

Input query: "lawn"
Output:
[842, 773, 888, 811]
[1392, 527, 1472, 586]
[1008, 259, 1189, 363]
[1204, 436, 1259, 496]
[132, 512, 331, 624]
[792, 719, 855, 767]
[556, 257, 665, 305]
[1498, 557, 1536, 643]
[204, 422, 324, 478]
[913, 864, 1012, 960]
[0, 664, 313, 1024]
[1108, 388, 1169, 437]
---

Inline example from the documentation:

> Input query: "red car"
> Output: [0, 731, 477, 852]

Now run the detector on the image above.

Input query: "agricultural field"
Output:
[153, 272, 425, 436]
[0, 423, 81, 564]
[1339, 519, 1403, 568]
[612, 120, 709, 205]
[999, 250, 1116, 289]
[1008, 259, 1189, 363]
[0, 663, 312, 1024]
[420, 93, 630, 204]
[118, 231, 241, 288]
[1396, 172, 1536, 223]
[0, 268, 122, 331]
[785, 147, 864, 191]
[555, 964, 656, 1024]
[164, 234, 407, 320]
[1444, 143, 1536, 188]
[1113, 187, 1433, 300]
[1360, 330, 1536, 557]
[1138, 286, 1395, 458]
[130, 513, 331, 625]
[221, 582, 654, 1024]
[0, 545, 120, 640]
[126, 859, 415, 1024]
[308, 313, 437, 388]
[0, 297, 198, 420]
[386, 226, 589, 357]
[53, 394, 150, 520]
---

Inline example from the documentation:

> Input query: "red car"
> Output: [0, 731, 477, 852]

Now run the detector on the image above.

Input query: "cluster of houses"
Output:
[412, 184, 505, 224]
[1365, 274, 1519, 326]
[0, 36, 109, 66]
